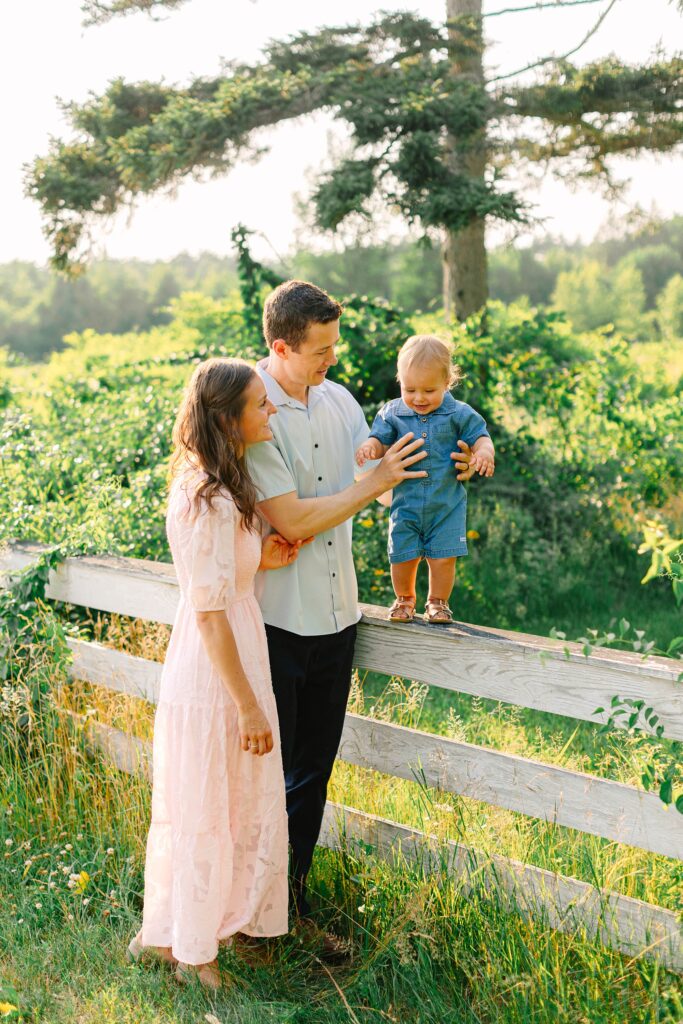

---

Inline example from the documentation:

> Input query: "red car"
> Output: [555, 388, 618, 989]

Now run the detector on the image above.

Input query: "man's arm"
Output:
[259, 433, 426, 542]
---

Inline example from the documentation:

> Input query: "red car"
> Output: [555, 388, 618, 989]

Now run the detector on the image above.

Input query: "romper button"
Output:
[421, 418, 427, 422]
[422, 432, 427, 437]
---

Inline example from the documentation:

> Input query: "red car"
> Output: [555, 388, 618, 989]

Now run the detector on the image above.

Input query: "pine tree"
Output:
[28, 0, 682, 319]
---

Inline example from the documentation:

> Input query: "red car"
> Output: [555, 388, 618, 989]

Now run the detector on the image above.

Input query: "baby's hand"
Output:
[355, 439, 384, 466]
[470, 451, 495, 477]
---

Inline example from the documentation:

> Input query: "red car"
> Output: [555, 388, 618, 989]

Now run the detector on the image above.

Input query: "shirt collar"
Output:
[256, 359, 328, 411]
[395, 392, 457, 417]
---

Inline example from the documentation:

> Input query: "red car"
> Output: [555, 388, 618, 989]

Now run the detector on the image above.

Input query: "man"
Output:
[245, 280, 473, 942]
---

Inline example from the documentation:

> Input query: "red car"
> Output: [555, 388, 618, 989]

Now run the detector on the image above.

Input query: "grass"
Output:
[1, 629, 681, 1023]
[1, 724, 682, 1024]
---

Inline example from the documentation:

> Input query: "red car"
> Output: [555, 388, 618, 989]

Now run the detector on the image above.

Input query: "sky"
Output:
[3, 0, 682, 266]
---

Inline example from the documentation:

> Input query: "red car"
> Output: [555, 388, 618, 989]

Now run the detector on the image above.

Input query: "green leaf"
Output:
[659, 778, 673, 805]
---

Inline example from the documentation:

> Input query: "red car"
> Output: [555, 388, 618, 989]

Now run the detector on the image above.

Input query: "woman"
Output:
[128, 357, 302, 989]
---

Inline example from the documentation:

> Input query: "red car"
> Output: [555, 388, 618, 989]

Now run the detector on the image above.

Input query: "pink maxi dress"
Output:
[141, 469, 289, 965]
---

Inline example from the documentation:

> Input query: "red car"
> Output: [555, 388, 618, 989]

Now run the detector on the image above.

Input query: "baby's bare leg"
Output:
[426, 557, 456, 603]
[390, 558, 421, 599]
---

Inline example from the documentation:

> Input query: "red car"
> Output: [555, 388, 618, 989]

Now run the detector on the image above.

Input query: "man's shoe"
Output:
[293, 918, 352, 964]
[233, 932, 274, 964]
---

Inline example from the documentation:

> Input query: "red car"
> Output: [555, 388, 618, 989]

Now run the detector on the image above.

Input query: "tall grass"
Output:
[2, 630, 681, 1023]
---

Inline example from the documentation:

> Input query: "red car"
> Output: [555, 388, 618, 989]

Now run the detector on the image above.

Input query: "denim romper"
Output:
[369, 393, 489, 563]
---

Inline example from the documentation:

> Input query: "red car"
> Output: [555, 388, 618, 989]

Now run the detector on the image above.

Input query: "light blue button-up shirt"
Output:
[245, 363, 370, 637]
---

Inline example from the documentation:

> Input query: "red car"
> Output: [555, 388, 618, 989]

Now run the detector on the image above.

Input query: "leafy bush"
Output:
[0, 255, 681, 643]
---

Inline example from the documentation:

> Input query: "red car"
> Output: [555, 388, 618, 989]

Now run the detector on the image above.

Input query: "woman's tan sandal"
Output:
[388, 595, 416, 622]
[126, 931, 177, 966]
[175, 960, 223, 990]
[424, 598, 453, 624]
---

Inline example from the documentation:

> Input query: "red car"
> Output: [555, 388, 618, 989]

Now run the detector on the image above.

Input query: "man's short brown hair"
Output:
[263, 280, 342, 351]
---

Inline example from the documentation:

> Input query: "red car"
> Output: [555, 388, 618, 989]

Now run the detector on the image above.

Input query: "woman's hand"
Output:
[238, 701, 273, 756]
[259, 532, 312, 571]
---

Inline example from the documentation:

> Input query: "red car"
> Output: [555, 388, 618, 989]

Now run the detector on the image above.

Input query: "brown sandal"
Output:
[424, 598, 453, 624]
[388, 595, 416, 622]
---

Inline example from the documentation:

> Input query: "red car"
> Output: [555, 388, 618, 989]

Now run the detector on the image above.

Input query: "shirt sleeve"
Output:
[368, 405, 400, 446]
[455, 403, 490, 449]
[245, 440, 297, 502]
[185, 495, 237, 612]
[351, 396, 371, 451]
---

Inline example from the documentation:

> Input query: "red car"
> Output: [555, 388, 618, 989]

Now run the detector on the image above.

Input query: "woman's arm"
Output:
[195, 611, 273, 756]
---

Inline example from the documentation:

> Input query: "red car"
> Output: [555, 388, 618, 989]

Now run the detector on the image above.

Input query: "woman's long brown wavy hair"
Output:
[170, 357, 260, 531]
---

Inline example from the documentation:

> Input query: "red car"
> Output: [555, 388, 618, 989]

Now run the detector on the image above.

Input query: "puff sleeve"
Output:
[186, 495, 237, 612]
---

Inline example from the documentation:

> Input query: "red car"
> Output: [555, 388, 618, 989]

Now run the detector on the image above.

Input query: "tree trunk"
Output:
[443, 0, 488, 320]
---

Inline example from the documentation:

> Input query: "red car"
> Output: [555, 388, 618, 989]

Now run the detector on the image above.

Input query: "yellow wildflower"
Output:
[466, 530, 480, 540]
[359, 518, 374, 528]
[0, 1004, 18, 1016]
[73, 870, 90, 894]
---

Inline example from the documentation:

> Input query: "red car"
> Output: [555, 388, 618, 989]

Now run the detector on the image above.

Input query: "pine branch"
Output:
[501, 56, 683, 119]
[485, 0, 605, 17]
[489, 0, 620, 82]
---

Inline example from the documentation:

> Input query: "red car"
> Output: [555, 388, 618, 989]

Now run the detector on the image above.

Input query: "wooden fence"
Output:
[2, 543, 682, 973]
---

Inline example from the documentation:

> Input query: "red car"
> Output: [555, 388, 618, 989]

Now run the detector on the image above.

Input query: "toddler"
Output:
[356, 334, 495, 624]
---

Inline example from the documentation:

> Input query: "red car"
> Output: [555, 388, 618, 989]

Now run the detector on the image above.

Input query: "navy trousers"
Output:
[264, 621, 357, 918]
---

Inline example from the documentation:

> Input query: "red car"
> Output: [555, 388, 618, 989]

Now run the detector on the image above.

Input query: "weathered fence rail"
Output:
[2, 543, 682, 972]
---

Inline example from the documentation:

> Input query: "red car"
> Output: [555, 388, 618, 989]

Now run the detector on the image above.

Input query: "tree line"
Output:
[2, 214, 683, 359]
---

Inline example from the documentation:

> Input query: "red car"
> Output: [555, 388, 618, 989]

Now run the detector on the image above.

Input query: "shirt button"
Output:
[328, 541, 332, 546]
[318, 476, 322, 481]
[314, 443, 319, 448]
[332, 572, 336, 578]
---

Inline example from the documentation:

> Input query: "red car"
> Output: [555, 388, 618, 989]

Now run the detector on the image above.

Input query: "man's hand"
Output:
[371, 432, 427, 490]
[451, 440, 476, 481]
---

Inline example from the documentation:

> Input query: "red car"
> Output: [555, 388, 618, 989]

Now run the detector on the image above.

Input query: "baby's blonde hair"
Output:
[396, 334, 462, 389]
